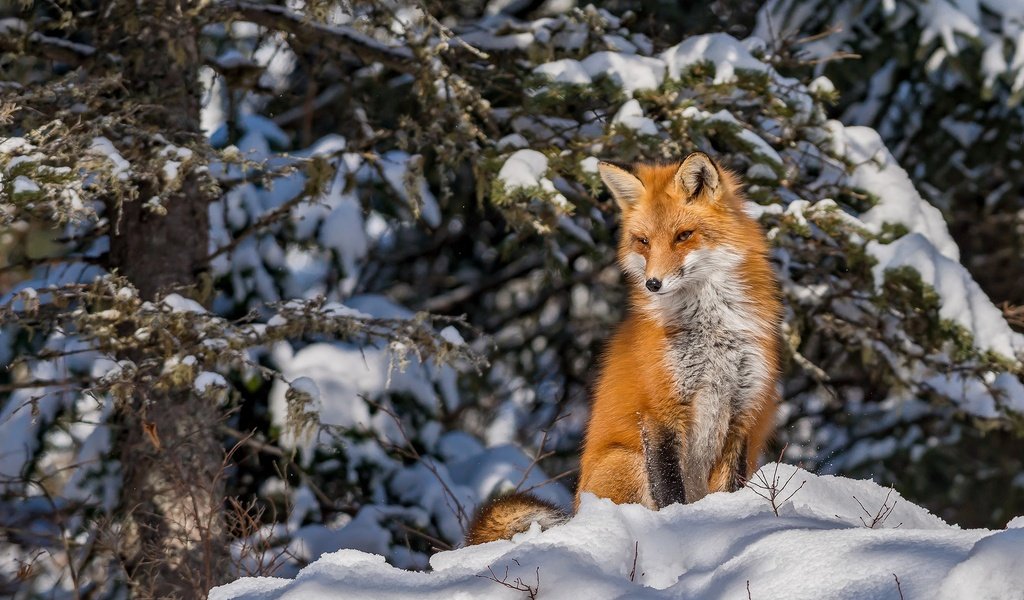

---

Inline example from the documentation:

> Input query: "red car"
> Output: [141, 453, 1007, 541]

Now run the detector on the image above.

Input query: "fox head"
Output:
[598, 153, 759, 298]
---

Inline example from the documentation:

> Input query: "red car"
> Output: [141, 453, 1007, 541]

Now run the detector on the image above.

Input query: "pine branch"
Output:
[214, 1, 416, 72]
[0, 20, 98, 65]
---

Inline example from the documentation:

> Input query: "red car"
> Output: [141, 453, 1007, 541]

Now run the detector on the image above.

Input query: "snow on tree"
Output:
[754, 0, 1024, 308]
[0, 1, 1022, 597]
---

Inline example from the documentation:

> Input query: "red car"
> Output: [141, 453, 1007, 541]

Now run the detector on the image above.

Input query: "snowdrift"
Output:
[211, 464, 1024, 599]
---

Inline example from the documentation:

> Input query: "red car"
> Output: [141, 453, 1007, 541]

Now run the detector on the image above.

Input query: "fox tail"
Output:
[465, 492, 569, 545]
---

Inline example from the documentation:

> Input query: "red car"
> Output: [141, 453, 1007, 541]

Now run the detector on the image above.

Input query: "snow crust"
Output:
[212, 464, 1023, 600]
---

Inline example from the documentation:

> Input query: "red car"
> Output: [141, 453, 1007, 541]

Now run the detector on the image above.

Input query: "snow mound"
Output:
[211, 464, 1022, 600]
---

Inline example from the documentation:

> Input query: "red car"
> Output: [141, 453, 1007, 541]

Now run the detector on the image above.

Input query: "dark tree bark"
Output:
[93, 2, 226, 596]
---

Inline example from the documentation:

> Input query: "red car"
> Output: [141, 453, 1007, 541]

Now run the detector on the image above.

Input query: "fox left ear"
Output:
[675, 152, 722, 204]
[598, 161, 645, 209]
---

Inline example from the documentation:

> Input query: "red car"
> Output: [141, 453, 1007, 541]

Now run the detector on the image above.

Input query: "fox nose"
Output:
[646, 278, 662, 292]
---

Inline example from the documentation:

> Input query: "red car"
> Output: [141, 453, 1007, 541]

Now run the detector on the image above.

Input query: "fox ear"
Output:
[598, 161, 645, 209]
[676, 152, 721, 203]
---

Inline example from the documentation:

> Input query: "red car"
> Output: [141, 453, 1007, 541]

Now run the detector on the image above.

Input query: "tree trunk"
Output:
[95, 2, 226, 596]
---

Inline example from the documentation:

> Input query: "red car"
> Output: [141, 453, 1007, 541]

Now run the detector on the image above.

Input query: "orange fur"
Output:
[465, 493, 567, 545]
[578, 154, 783, 509]
[466, 153, 783, 545]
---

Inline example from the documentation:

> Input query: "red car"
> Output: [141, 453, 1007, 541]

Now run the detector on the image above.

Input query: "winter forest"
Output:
[3, 0, 1024, 598]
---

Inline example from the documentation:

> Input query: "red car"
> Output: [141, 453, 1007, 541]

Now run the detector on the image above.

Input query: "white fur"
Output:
[634, 247, 775, 502]
[621, 251, 646, 282]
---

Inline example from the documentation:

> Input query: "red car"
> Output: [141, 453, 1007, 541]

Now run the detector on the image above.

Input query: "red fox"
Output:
[466, 153, 783, 544]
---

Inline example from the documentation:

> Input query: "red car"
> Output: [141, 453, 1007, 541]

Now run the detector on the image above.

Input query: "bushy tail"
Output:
[465, 492, 569, 545]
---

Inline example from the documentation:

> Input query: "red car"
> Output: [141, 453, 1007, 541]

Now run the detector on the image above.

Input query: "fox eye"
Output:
[635, 235, 649, 246]
[676, 230, 693, 242]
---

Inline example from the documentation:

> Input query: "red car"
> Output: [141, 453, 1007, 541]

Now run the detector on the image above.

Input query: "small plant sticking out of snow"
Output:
[852, 486, 902, 529]
[476, 561, 540, 600]
[746, 447, 807, 516]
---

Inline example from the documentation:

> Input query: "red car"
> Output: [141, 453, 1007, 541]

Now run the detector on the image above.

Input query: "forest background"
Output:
[2, 0, 1024, 597]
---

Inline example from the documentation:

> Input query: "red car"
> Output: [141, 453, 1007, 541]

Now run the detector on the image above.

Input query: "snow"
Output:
[87, 136, 130, 181]
[661, 33, 769, 83]
[194, 371, 228, 393]
[918, 0, 981, 57]
[317, 171, 367, 291]
[497, 149, 548, 189]
[809, 75, 835, 94]
[938, 528, 1024, 600]
[268, 341, 445, 449]
[828, 124, 961, 262]
[269, 296, 460, 457]
[579, 156, 600, 173]
[0, 137, 34, 154]
[12, 175, 40, 195]
[213, 49, 256, 70]
[212, 464, 1023, 600]
[532, 59, 592, 85]
[868, 233, 1024, 360]
[706, 109, 783, 165]
[162, 293, 207, 313]
[288, 508, 392, 564]
[579, 52, 666, 95]
[376, 150, 441, 227]
[612, 99, 658, 136]
[438, 326, 465, 346]
[496, 133, 528, 150]
[212, 114, 291, 150]
[0, 362, 68, 490]
[532, 50, 667, 95]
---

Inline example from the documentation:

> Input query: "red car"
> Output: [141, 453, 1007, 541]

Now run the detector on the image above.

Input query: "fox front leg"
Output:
[708, 430, 748, 493]
[642, 425, 686, 508]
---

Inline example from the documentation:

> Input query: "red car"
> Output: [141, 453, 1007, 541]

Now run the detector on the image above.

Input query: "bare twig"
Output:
[204, 187, 321, 264]
[366, 398, 470, 533]
[629, 541, 639, 582]
[515, 468, 578, 496]
[219, 425, 334, 507]
[852, 487, 901, 529]
[745, 444, 806, 516]
[477, 564, 540, 600]
[514, 413, 569, 491]
[1001, 302, 1024, 330]
[893, 573, 904, 600]
[393, 521, 453, 552]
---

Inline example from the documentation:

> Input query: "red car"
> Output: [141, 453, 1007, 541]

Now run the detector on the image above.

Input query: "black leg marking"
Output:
[644, 427, 686, 508]
[730, 437, 748, 492]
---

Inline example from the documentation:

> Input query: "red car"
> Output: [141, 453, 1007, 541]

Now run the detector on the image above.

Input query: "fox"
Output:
[466, 152, 783, 544]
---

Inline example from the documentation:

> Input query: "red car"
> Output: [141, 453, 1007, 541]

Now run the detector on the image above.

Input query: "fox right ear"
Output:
[598, 161, 645, 209]
[676, 152, 722, 204]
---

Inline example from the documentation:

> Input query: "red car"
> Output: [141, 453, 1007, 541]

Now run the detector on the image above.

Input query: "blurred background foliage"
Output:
[1, 0, 1023, 597]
